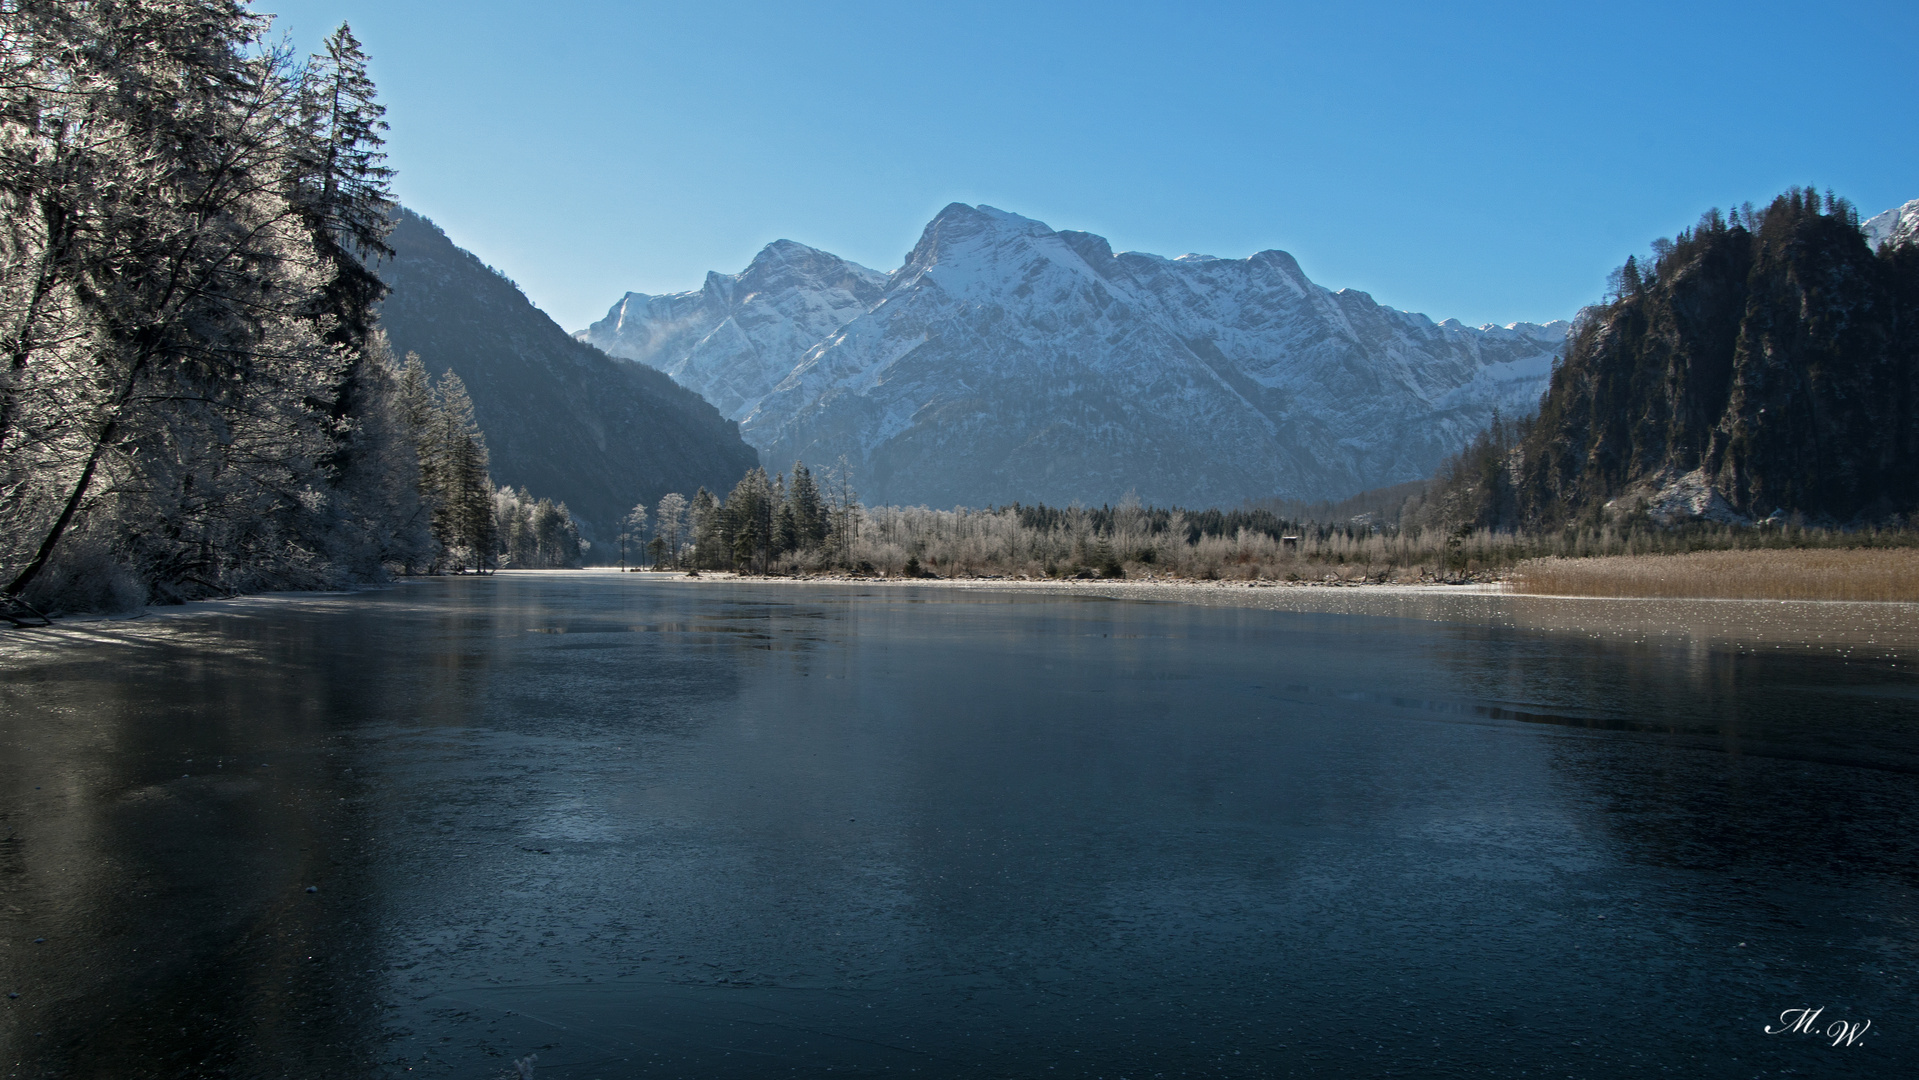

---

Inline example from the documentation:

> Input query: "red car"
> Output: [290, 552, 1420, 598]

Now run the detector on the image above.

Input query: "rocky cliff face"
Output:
[1511, 191, 1919, 526]
[377, 210, 759, 545]
[582, 204, 1565, 507]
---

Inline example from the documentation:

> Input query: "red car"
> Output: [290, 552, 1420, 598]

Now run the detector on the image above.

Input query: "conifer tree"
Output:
[287, 22, 397, 486]
[290, 22, 395, 339]
[776, 500, 799, 557]
[395, 352, 436, 498]
[489, 485, 582, 568]
[727, 467, 775, 572]
[429, 371, 495, 568]
[787, 461, 827, 549]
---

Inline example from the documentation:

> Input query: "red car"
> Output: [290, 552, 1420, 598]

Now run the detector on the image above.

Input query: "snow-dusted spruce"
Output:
[581, 205, 1567, 509]
[494, 486, 585, 570]
[0, 5, 576, 612]
[0, 4, 424, 611]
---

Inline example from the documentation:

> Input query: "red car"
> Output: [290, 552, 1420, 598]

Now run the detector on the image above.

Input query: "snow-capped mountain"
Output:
[1864, 198, 1919, 251]
[581, 204, 1567, 507]
[582, 241, 887, 422]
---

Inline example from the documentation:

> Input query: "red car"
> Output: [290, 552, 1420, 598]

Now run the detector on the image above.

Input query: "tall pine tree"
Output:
[429, 371, 495, 569]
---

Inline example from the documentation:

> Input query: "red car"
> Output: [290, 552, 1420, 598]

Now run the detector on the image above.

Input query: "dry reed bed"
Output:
[1511, 548, 1919, 602]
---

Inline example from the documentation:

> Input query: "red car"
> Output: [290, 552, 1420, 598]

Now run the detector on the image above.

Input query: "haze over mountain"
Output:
[377, 210, 758, 545]
[582, 204, 1567, 507]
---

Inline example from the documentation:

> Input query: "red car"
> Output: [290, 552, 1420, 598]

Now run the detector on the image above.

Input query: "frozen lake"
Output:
[2, 574, 1913, 1077]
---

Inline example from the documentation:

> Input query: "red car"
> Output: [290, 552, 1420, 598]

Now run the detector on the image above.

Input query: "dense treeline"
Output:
[645, 461, 1330, 574]
[1006, 503, 1298, 546]
[674, 461, 852, 572]
[643, 462, 1443, 580]
[0, 4, 578, 615]
[654, 441, 1919, 584]
[1416, 187, 1919, 533]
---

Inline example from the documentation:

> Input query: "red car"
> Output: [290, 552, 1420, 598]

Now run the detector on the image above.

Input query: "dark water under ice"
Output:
[1, 574, 1914, 1078]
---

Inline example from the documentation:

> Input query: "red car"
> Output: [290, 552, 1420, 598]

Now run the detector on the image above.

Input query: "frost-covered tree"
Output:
[654, 491, 687, 566]
[618, 502, 647, 569]
[0, 0, 408, 606]
[492, 486, 582, 568]
[285, 20, 403, 518]
[688, 487, 723, 569]
[288, 22, 392, 346]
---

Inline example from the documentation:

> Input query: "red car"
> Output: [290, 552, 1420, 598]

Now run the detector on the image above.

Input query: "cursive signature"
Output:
[1765, 1007, 1871, 1047]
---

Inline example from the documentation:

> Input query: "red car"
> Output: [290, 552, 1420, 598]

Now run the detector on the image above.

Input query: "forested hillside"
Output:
[378, 210, 758, 546]
[1423, 188, 1919, 530]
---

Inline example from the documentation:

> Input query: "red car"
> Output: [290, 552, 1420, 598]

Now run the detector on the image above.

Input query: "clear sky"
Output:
[256, 0, 1917, 333]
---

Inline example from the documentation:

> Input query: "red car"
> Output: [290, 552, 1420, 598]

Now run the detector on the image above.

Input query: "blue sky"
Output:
[258, 0, 1917, 333]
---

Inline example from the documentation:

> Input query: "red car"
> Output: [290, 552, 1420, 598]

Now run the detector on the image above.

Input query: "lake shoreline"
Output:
[601, 568, 1919, 659]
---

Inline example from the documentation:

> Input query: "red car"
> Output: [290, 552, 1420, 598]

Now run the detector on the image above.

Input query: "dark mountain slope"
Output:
[376, 210, 757, 545]
[1503, 189, 1919, 526]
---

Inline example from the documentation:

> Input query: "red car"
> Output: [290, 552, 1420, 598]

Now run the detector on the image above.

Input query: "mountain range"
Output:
[581, 204, 1567, 507]
[376, 210, 758, 545]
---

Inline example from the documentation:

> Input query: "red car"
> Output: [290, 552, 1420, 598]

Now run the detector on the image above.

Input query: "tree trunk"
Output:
[4, 363, 141, 598]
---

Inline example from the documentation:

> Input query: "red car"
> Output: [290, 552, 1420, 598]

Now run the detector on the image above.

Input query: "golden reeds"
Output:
[1510, 548, 1919, 602]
